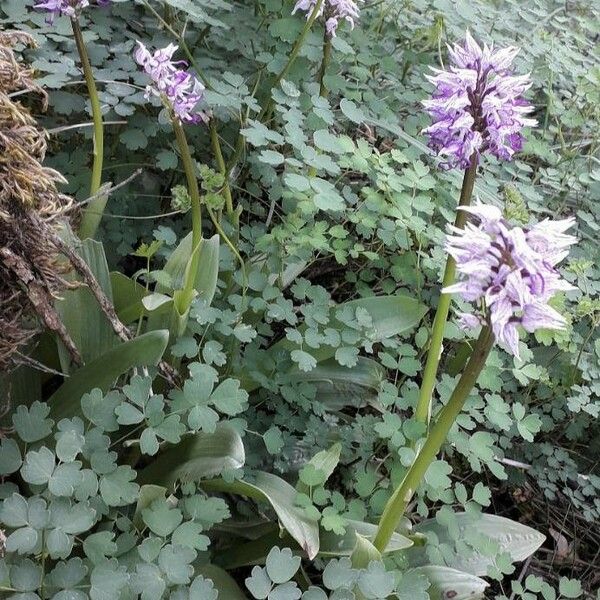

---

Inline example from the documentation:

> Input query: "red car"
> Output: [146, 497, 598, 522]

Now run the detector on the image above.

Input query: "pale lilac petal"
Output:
[293, 0, 362, 36]
[521, 303, 567, 332]
[34, 0, 108, 22]
[457, 313, 483, 330]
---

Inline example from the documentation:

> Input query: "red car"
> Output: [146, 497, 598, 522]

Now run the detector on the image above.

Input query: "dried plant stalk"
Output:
[0, 31, 80, 370]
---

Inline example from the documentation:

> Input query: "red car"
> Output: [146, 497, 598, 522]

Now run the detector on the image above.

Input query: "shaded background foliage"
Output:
[0, 0, 599, 598]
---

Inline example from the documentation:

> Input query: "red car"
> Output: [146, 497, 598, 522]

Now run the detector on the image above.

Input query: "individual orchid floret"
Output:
[134, 42, 207, 125]
[34, 0, 109, 23]
[422, 31, 537, 170]
[293, 0, 362, 37]
[444, 202, 576, 359]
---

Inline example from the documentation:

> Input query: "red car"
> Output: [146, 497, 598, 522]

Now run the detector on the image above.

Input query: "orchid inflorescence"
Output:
[34, 0, 109, 22]
[293, 0, 362, 36]
[444, 203, 576, 358]
[134, 42, 207, 125]
[423, 31, 537, 170]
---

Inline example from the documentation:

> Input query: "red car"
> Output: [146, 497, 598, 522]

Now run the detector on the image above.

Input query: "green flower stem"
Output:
[317, 30, 332, 98]
[412, 155, 478, 428]
[373, 325, 495, 552]
[226, 0, 324, 184]
[172, 117, 203, 308]
[141, 0, 211, 88]
[72, 18, 105, 239]
[205, 202, 248, 293]
[209, 120, 235, 220]
[259, 0, 325, 122]
[308, 30, 332, 178]
[141, 0, 236, 233]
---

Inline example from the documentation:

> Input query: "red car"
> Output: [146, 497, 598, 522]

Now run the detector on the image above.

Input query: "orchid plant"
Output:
[0, 2, 588, 597]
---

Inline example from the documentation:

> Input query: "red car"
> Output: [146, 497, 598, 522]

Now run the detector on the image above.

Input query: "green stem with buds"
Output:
[226, 0, 324, 186]
[317, 30, 332, 98]
[209, 120, 236, 225]
[72, 18, 105, 239]
[260, 0, 325, 122]
[172, 117, 203, 309]
[413, 155, 478, 428]
[373, 325, 495, 552]
[308, 30, 333, 178]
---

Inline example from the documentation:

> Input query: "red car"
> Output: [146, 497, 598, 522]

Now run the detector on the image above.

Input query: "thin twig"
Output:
[49, 169, 143, 219]
[0, 248, 82, 367]
[47, 230, 180, 387]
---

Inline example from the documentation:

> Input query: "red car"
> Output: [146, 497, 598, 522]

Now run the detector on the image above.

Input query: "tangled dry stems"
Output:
[0, 30, 78, 371]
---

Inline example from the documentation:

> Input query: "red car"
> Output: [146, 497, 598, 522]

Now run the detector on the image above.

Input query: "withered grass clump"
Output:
[0, 31, 79, 371]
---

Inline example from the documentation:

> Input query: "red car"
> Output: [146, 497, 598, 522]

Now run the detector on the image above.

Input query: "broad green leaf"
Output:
[283, 357, 385, 412]
[297, 443, 341, 494]
[319, 519, 412, 557]
[110, 272, 147, 324]
[350, 533, 381, 569]
[269, 295, 427, 368]
[197, 559, 252, 599]
[49, 330, 169, 421]
[21, 447, 55, 485]
[147, 233, 220, 337]
[411, 513, 546, 576]
[340, 98, 366, 124]
[219, 519, 412, 569]
[245, 565, 271, 599]
[408, 566, 488, 600]
[559, 577, 583, 598]
[142, 499, 183, 537]
[99, 465, 139, 507]
[357, 562, 395, 598]
[6, 526, 38, 555]
[138, 423, 245, 487]
[202, 471, 320, 560]
[56, 238, 118, 372]
[189, 575, 219, 600]
[83, 531, 118, 564]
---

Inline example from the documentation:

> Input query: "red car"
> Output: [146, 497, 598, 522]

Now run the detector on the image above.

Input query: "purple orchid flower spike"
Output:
[134, 42, 208, 125]
[34, 0, 109, 23]
[293, 0, 362, 36]
[423, 31, 537, 170]
[444, 202, 577, 359]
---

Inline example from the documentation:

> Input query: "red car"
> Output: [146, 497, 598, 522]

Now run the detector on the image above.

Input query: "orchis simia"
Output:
[34, 0, 110, 240]
[413, 31, 537, 429]
[373, 204, 576, 552]
[134, 42, 207, 322]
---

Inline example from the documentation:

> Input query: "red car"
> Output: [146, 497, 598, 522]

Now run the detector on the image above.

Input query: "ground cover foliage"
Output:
[0, 0, 599, 598]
